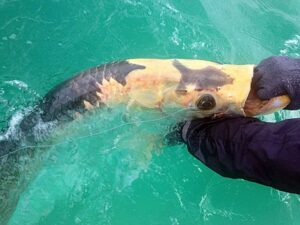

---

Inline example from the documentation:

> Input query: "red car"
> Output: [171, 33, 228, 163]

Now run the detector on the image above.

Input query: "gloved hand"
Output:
[164, 121, 186, 146]
[166, 116, 300, 194]
[164, 117, 231, 146]
[253, 56, 300, 110]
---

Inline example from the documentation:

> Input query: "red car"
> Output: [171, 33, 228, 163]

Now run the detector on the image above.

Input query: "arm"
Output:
[184, 117, 300, 194]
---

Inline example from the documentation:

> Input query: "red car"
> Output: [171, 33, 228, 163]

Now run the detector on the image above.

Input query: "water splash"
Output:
[280, 34, 300, 57]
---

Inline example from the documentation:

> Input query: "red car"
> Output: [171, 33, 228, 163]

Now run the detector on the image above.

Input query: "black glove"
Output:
[164, 121, 186, 146]
[164, 117, 231, 146]
[181, 116, 300, 194]
[253, 56, 300, 110]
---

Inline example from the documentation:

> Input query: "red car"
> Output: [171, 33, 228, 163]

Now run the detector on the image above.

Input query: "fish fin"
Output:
[173, 59, 191, 74]
[83, 100, 94, 110]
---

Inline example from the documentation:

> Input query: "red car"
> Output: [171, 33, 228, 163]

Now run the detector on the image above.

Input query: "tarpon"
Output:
[0, 58, 291, 156]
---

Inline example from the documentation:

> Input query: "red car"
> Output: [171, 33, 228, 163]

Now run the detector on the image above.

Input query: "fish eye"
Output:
[196, 94, 216, 110]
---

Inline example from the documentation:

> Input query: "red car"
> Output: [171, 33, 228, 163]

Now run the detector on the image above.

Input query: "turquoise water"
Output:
[1, 0, 300, 224]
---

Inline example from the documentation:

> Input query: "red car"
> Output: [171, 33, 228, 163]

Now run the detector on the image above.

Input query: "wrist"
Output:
[181, 120, 192, 143]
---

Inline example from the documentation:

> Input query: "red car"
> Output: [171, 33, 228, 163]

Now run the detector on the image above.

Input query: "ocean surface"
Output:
[1, 0, 300, 224]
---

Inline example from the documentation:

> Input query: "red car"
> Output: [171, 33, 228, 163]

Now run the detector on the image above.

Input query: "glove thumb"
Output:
[256, 88, 275, 100]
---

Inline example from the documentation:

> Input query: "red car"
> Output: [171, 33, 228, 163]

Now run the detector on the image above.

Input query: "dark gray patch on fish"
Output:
[39, 61, 145, 122]
[95, 61, 146, 86]
[173, 60, 234, 92]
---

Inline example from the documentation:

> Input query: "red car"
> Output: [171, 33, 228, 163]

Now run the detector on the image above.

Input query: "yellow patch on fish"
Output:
[98, 77, 129, 106]
[83, 100, 94, 110]
[124, 59, 252, 116]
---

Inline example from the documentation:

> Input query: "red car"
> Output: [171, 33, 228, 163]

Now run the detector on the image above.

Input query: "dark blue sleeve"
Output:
[185, 117, 300, 194]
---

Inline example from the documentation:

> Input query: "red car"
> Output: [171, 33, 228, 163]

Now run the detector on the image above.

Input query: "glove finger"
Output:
[257, 87, 277, 100]
[252, 67, 263, 87]
[257, 86, 286, 100]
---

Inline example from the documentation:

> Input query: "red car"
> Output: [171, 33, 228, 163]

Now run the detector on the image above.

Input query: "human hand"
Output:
[253, 56, 300, 110]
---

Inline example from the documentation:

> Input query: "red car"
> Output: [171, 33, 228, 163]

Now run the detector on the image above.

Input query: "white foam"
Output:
[33, 119, 57, 141]
[280, 34, 300, 56]
[190, 42, 205, 49]
[199, 194, 253, 221]
[0, 110, 25, 141]
[165, 3, 179, 13]
[8, 33, 16, 40]
[4, 80, 28, 90]
[170, 28, 181, 46]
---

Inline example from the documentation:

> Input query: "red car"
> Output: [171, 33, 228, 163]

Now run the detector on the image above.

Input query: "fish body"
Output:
[1, 58, 291, 154]
[37, 58, 289, 122]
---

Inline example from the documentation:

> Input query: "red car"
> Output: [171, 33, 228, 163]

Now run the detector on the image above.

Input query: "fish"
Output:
[0, 58, 291, 156]
[0, 58, 291, 223]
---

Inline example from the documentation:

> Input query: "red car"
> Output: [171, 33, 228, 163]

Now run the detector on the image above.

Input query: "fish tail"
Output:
[0, 109, 41, 158]
[0, 138, 19, 158]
